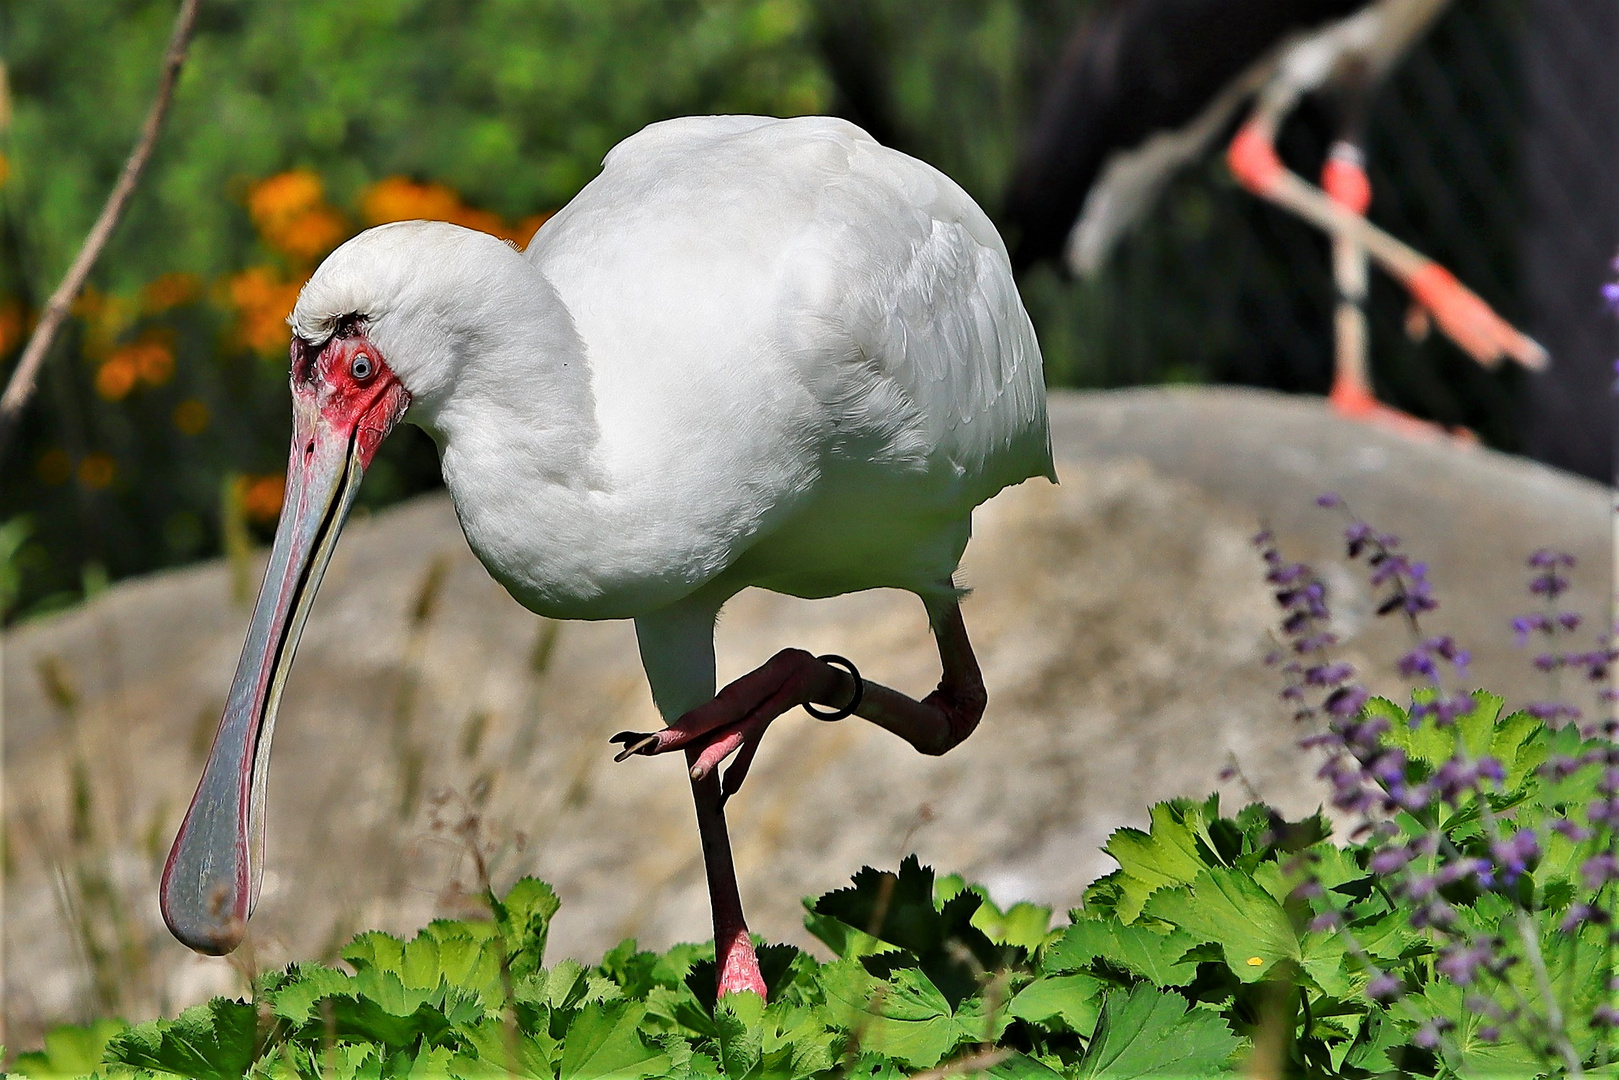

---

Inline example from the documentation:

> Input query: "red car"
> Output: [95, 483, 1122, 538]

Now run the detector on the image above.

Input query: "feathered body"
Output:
[293, 116, 1053, 626]
[163, 115, 1048, 965]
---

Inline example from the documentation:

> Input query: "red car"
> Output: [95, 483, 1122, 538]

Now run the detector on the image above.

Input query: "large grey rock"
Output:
[2, 387, 1609, 1043]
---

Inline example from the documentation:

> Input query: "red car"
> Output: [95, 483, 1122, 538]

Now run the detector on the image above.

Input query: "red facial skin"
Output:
[291, 328, 411, 468]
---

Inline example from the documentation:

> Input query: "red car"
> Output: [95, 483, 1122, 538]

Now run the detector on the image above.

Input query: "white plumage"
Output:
[166, 116, 1049, 987]
[294, 115, 1052, 662]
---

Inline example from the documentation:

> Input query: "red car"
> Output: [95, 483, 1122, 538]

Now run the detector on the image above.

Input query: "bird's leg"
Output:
[1318, 134, 1445, 440]
[685, 751, 768, 999]
[1225, 104, 1547, 374]
[613, 599, 986, 804]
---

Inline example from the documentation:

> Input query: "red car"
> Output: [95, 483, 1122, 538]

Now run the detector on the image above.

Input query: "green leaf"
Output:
[972, 1051, 1066, 1078]
[495, 877, 563, 978]
[820, 961, 970, 1070]
[1490, 709, 1547, 794]
[1072, 985, 1239, 1079]
[1009, 974, 1106, 1037]
[104, 999, 261, 1080]
[1142, 868, 1301, 982]
[558, 1002, 669, 1080]
[11, 1019, 127, 1078]
[936, 874, 1056, 952]
[1415, 981, 1552, 1079]
[809, 859, 1014, 1007]
[1453, 692, 1506, 760]
[1041, 920, 1201, 986]
[266, 964, 356, 1026]
[974, 901, 1056, 953]
[1101, 803, 1214, 923]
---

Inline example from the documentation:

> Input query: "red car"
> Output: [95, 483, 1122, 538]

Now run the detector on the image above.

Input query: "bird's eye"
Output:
[350, 353, 374, 381]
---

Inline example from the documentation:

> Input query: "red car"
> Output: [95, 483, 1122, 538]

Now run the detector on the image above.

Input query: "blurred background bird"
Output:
[1003, 0, 1547, 440]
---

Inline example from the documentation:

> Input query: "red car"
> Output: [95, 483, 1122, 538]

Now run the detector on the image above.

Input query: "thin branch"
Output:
[0, 0, 201, 461]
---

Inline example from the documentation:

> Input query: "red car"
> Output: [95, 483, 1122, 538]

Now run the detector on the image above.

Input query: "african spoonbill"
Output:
[160, 115, 1054, 999]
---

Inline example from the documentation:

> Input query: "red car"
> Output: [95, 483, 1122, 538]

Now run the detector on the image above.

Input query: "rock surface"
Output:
[2, 387, 1609, 1041]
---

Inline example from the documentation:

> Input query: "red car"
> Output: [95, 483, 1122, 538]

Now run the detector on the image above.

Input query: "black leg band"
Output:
[803, 654, 863, 720]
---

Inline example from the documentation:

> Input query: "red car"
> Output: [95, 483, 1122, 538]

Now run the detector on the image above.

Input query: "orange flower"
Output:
[37, 448, 72, 486]
[95, 357, 138, 401]
[361, 176, 466, 225]
[239, 474, 286, 524]
[247, 171, 349, 263]
[274, 206, 348, 262]
[173, 399, 210, 435]
[360, 176, 551, 248]
[78, 453, 117, 489]
[96, 336, 175, 398]
[132, 337, 175, 385]
[141, 272, 201, 314]
[248, 170, 324, 225]
[226, 266, 302, 355]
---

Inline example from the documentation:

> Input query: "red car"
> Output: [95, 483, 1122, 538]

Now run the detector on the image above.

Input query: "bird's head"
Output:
[159, 248, 417, 954]
[160, 221, 573, 954]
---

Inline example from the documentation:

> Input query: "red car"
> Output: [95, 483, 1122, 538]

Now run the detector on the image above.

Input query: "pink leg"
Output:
[614, 601, 986, 807]
[685, 751, 767, 998]
[615, 597, 985, 1003]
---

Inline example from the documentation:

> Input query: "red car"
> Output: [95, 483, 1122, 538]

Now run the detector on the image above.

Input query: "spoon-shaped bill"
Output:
[159, 405, 366, 954]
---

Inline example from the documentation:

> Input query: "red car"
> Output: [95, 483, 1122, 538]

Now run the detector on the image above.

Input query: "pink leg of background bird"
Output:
[613, 599, 987, 999]
[1318, 138, 1453, 441]
[1225, 116, 1546, 441]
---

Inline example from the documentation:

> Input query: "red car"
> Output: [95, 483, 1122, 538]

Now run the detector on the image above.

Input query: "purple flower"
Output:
[1344, 521, 1373, 558]
[1437, 942, 1493, 986]
[1398, 648, 1438, 680]
[1560, 903, 1609, 932]
[1528, 549, 1575, 570]
[1370, 846, 1413, 875]
[1413, 1019, 1451, 1048]
[1316, 492, 1342, 508]
[1488, 829, 1539, 884]
[1324, 685, 1370, 717]
[1581, 853, 1619, 889]
[1305, 662, 1354, 686]
[1366, 972, 1402, 1002]
[1512, 614, 1550, 645]
[1549, 818, 1591, 842]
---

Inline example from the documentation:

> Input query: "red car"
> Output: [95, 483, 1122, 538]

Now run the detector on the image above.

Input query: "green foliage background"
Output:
[14, 692, 1616, 1077]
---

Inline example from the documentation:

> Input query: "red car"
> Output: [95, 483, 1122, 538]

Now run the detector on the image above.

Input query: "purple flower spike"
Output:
[1366, 973, 1402, 1002]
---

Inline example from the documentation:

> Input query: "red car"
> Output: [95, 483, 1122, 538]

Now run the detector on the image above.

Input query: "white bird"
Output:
[160, 115, 1054, 998]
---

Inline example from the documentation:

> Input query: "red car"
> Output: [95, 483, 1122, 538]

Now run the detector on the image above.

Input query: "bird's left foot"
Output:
[611, 648, 860, 804]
